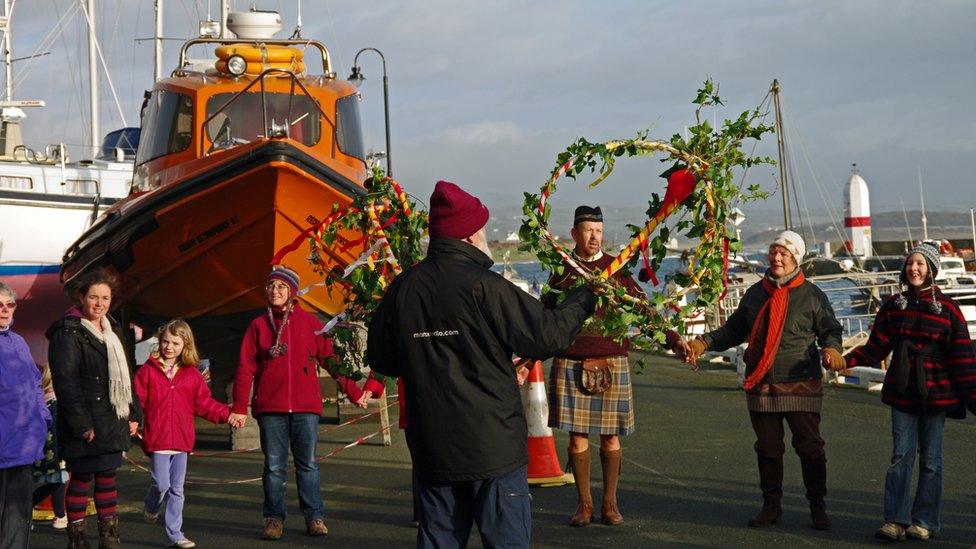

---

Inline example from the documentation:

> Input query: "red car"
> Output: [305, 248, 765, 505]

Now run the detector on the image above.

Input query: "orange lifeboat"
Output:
[60, 31, 372, 340]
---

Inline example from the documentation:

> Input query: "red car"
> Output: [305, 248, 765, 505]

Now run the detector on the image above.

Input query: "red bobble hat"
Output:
[428, 180, 490, 239]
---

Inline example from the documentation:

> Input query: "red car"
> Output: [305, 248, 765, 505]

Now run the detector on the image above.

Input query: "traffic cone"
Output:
[520, 360, 574, 487]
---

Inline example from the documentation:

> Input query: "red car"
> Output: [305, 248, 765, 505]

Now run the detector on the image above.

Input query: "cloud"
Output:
[442, 121, 524, 146]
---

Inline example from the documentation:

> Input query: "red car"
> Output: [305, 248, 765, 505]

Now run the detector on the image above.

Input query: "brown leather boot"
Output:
[801, 456, 831, 530]
[748, 456, 783, 527]
[96, 515, 120, 549]
[262, 517, 284, 540]
[67, 520, 91, 549]
[600, 448, 624, 525]
[569, 448, 593, 527]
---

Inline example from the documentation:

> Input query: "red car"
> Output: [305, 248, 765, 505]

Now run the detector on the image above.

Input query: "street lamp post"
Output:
[348, 47, 392, 177]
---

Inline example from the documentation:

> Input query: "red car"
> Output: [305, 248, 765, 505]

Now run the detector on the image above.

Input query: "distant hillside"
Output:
[742, 210, 976, 251]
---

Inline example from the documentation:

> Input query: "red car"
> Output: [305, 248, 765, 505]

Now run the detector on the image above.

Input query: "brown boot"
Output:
[569, 449, 593, 527]
[262, 517, 284, 540]
[748, 456, 783, 527]
[67, 520, 91, 549]
[600, 448, 624, 525]
[801, 456, 831, 530]
[96, 515, 120, 549]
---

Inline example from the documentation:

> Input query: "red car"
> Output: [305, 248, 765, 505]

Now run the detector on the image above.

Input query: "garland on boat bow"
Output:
[518, 80, 774, 351]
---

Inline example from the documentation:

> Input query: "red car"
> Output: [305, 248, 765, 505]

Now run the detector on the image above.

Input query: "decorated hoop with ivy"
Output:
[519, 80, 773, 348]
[274, 169, 428, 379]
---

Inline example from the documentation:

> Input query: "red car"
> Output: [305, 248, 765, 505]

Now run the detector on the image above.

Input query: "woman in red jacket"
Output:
[134, 319, 230, 549]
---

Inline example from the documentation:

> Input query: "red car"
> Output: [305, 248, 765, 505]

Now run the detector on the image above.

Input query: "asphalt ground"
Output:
[29, 352, 976, 548]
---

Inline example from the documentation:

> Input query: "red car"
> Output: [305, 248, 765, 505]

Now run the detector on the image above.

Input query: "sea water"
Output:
[493, 255, 861, 319]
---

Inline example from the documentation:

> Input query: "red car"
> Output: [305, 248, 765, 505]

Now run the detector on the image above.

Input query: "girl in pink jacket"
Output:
[134, 320, 229, 549]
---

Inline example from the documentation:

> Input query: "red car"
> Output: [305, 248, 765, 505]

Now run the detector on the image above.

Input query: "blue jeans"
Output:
[145, 452, 189, 543]
[257, 413, 324, 521]
[885, 407, 945, 532]
[416, 465, 531, 549]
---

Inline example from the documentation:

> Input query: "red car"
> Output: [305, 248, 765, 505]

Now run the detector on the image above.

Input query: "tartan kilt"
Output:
[548, 355, 634, 436]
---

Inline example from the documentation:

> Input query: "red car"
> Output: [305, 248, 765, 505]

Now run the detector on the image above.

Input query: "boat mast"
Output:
[85, 0, 98, 157]
[771, 79, 792, 231]
[3, 0, 12, 102]
[918, 165, 928, 241]
[970, 208, 975, 258]
[153, 0, 163, 81]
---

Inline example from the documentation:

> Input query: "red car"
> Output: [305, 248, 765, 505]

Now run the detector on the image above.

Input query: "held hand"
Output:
[82, 429, 95, 442]
[355, 390, 373, 409]
[685, 338, 707, 366]
[822, 348, 846, 372]
[673, 339, 692, 361]
[228, 413, 248, 430]
[129, 421, 139, 437]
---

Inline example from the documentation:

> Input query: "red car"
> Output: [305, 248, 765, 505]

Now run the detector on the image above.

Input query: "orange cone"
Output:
[520, 360, 574, 486]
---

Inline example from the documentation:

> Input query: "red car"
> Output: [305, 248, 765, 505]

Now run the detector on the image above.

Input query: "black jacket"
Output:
[367, 238, 595, 481]
[46, 315, 140, 460]
[702, 274, 842, 384]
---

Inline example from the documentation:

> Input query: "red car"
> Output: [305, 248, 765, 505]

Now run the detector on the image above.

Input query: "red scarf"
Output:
[742, 270, 806, 390]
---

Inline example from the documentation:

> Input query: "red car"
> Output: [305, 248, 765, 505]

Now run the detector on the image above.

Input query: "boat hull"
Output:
[61, 141, 367, 320]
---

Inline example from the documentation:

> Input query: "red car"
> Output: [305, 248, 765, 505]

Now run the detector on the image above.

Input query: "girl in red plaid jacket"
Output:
[845, 242, 976, 541]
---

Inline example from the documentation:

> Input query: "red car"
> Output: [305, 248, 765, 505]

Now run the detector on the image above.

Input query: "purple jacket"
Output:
[0, 328, 51, 468]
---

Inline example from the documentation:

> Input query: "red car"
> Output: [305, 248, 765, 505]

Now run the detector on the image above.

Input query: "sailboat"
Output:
[0, 1, 135, 363]
[59, 9, 371, 366]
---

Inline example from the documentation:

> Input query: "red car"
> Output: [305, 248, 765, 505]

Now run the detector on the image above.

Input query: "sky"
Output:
[6, 0, 976, 230]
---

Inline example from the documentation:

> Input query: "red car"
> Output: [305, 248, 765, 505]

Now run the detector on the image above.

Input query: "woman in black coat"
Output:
[48, 270, 139, 548]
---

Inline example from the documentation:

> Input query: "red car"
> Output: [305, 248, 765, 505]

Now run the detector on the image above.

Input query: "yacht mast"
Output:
[3, 0, 12, 102]
[85, 0, 98, 156]
[153, 0, 163, 81]
[918, 166, 928, 241]
[771, 79, 792, 231]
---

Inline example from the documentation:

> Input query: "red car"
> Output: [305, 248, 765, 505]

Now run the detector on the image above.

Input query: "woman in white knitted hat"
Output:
[680, 230, 846, 530]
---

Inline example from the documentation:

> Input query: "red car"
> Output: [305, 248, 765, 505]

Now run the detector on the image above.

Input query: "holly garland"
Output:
[518, 80, 774, 351]
[305, 167, 428, 381]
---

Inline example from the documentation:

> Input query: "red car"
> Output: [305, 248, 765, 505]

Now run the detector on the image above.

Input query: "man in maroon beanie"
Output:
[368, 181, 597, 549]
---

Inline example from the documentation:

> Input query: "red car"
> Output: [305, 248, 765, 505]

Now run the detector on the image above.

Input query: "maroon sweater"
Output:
[847, 288, 976, 414]
[546, 253, 642, 358]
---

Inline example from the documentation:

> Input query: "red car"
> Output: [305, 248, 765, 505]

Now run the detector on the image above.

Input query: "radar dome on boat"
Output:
[226, 11, 282, 40]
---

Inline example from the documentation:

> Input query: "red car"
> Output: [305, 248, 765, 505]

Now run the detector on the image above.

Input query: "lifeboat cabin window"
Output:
[335, 94, 365, 162]
[136, 90, 193, 165]
[0, 175, 33, 189]
[206, 92, 321, 149]
[64, 179, 98, 195]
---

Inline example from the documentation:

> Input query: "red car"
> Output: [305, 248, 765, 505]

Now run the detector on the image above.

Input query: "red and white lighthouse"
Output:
[844, 164, 872, 257]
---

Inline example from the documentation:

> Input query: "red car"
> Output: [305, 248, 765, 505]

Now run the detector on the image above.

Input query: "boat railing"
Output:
[198, 68, 336, 156]
[178, 38, 334, 76]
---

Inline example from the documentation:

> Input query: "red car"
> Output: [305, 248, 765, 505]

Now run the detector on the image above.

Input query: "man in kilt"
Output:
[545, 205, 682, 527]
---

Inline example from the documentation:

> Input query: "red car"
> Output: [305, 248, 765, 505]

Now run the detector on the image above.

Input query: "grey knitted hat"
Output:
[898, 241, 940, 285]
[895, 241, 942, 313]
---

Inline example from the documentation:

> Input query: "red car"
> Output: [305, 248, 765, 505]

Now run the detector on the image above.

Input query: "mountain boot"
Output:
[66, 520, 90, 549]
[569, 449, 593, 527]
[748, 456, 783, 527]
[96, 515, 120, 549]
[801, 456, 831, 530]
[600, 448, 624, 526]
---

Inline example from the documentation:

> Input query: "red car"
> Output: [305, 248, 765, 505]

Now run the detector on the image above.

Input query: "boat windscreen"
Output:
[206, 92, 321, 148]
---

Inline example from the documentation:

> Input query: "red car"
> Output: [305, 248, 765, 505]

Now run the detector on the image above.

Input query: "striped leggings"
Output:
[66, 470, 117, 522]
